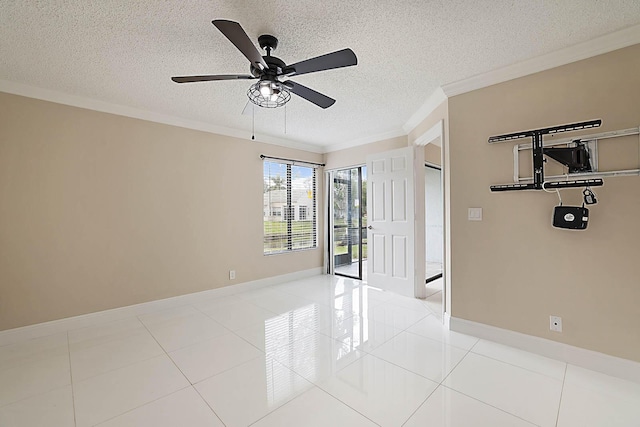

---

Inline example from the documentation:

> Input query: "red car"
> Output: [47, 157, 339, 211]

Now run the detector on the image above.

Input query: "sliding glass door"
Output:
[332, 166, 367, 280]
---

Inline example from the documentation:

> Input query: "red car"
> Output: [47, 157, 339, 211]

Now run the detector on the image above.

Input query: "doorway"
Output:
[425, 164, 443, 283]
[413, 118, 447, 321]
[332, 166, 367, 280]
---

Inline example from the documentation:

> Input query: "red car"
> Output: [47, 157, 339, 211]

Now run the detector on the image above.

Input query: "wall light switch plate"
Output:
[468, 207, 483, 221]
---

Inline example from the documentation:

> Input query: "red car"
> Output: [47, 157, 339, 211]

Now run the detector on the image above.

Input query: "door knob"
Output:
[367, 225, 373, 230]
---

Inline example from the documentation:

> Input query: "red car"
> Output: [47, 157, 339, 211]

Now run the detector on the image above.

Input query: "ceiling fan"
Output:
[171, 20, 358, 109]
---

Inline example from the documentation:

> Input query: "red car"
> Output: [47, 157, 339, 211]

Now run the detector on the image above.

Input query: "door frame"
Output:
[413, 119, 451, 325]
[332, 166, 365, 280]
[325, 165, 367, 280]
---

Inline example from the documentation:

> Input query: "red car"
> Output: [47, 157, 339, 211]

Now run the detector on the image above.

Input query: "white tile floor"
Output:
[1, 275, 639, 426]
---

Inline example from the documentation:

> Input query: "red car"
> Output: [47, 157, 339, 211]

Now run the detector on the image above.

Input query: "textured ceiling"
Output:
[1, 1, 640, 149]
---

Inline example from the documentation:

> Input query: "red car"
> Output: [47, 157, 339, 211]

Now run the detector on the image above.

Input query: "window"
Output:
[264, 161, 317, 254]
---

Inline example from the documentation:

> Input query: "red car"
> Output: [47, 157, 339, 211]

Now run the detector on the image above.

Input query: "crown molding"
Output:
[322, 128, 407, 153]
[442, 24, 640, 97]
[402, 87, 447, 135]
[0, 80, 324, 154]
[413, 119, 444, 147]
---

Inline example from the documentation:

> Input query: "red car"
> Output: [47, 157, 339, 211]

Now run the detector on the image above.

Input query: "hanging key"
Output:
[583, 187, 597, 205]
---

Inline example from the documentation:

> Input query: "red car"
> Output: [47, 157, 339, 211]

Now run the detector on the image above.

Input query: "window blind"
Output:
[263, 160, 317, 254]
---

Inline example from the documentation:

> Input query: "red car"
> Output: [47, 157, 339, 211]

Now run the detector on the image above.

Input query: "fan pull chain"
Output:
[251, 104, 255, 140]
[284, 104, 287, 134]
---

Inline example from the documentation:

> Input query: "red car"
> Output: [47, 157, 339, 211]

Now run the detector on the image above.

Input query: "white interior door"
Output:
[366, 147, 425, 298]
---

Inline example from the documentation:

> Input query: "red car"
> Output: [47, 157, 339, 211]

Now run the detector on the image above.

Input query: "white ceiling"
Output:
[1, 1, 640, 150]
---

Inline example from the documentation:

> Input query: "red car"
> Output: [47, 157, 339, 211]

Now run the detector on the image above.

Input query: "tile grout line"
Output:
[188, 303, 272, 353]
[467, 337, 481, 352]
[147, 305, 270, 388]
[72, 352, 168, 385]
[0, 384, 71, 411]
[343, 352, 439, 391]
[66, 320, 166, 384]
[137, 316, 193, 384]
[466, 349, 566, 383]
[399, 383, 440, 427]
[554, 363, 569, 427]
[191, 385, 228, 427]
[312, 388, 384, 427]
[139, 302, 287, 356]
[189, 352, 265, 387]
[401, 325, 480, 352]
[196, 356, 314, 427]
[0, 333, 69, 365]
[67, 324, 150, 354]
[134, 314, 231, 426]
[437, 384, 541, 427]
[248, 385, 382, 427]
[437, 342, 546, 426]
[66, 332, 77, 427]
[188, 300, 290, 346]
[0, 345, 73, 410]
[91, 385, 192, 426]
[438, 344, 473, 386]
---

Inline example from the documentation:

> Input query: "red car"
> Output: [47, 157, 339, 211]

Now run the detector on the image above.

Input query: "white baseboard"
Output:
[450, 317, 640, 384]
[0, 268, 323, 347]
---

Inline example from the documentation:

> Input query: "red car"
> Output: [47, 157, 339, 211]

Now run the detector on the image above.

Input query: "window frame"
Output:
[263, 161, 317, 255]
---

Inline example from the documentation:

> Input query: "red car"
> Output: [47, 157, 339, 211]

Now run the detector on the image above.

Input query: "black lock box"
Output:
[553, 206, 589, 230]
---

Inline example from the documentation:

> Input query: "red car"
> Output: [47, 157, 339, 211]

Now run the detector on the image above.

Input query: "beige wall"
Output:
[323, 135, 407, 170]
[424, 144, 441, 166]
[0, 93, 324, 330]
[448, 44, 640, 362]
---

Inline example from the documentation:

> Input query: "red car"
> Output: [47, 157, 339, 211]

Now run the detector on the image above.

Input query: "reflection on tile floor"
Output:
[335, 260, 443, 284]
[0, 275, 639, 426]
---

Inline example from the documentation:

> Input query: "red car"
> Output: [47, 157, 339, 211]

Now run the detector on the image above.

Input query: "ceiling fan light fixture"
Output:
[248, 80, 291, 108]
[259, 81, 273, 97]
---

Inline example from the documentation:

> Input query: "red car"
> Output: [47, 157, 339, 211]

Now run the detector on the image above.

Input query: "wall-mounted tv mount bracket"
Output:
[488, 119, 604, 192]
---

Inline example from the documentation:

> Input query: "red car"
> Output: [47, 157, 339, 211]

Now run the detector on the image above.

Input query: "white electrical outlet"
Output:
[229, 270, 236, 280]
[550, 315, 562, 332]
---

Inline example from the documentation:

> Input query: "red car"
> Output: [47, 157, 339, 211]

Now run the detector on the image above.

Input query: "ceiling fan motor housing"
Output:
[250, 55, 287, 78]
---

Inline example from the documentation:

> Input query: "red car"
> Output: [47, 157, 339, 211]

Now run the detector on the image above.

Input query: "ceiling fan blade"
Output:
[213, 20, 269, 71]
[287, 48, 357, 77]
[283, 81, 335, 109]
[171, 74, 255, 83]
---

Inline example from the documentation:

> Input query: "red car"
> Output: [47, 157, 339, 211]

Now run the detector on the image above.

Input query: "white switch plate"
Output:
[550, 315, 562, 332]
[468, 207, 483, 221]
[229, 270, 236, 280]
